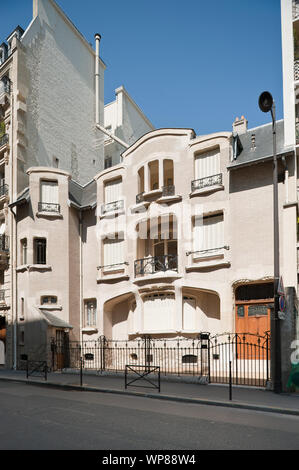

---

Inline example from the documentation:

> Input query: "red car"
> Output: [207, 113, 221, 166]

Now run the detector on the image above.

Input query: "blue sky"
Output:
[1, 0, 282, 135]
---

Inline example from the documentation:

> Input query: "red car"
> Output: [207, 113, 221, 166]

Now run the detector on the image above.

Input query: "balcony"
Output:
[0, 134, 8, 150]
[38, 202, 60, 213]
[101, 199, 124, 216]
[0, 184, 8, 199]
[295, 60, 299, 82]
[134, 254, 178, 278]
[0, 235, 9, 253]
[190, 173, 223, 196]
[293, 0, 299, 20]
[0, 81, 10, 109]
[0, 289, 5, 303]
[136, 192, 145, 204]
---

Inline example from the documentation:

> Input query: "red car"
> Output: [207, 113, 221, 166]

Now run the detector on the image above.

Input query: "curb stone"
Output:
[0, 375, 299, 417]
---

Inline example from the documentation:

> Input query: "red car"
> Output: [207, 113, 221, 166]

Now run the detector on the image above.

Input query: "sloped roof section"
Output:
[40, 309, 73, 329]
[228, 120, 292, 169]
[68, 179, 97, 209]
[9, 187, 30, 208]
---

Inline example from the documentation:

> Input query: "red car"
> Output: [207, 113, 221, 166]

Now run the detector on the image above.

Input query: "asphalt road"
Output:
[0, 381, 299, 450]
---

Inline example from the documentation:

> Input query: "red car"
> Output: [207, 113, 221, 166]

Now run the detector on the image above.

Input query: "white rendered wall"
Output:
[21, 0, 105, 185]
[104, 87, 154, 166]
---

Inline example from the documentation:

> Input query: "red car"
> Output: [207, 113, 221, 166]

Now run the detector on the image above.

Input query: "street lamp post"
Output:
[258, 91, 282, 394]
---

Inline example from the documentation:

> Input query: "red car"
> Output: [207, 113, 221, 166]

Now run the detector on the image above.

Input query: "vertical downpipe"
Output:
[10, 91, 17, 370]
[79, 212, 83, 347]
[94, 33, 101, 125]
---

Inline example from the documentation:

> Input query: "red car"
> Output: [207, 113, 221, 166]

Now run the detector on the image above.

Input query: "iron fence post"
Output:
[80, 356, 83, 387]
[229, 360, 232, 401]
[266, 332, 270, 384]
[207, 337, 211, 383]
[235, 334, 238, 386]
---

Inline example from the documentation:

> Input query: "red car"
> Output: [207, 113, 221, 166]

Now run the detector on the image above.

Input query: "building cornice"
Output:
[26, 167, 72, 178]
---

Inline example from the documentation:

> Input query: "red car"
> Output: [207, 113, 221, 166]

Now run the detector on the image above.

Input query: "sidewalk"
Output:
[1, 368, 299, 416]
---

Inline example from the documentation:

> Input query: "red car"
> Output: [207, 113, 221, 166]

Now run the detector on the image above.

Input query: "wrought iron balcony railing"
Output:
[101, 199, 124, 215]
[38, 202, 60, 213]
[0, 289, 5, 302]
[0, 184, 8, 198]
[293, 0, 299, 19]
[295, 59, 299, 82]
[136, 192, 145, 204]
[97, 261, 129, 273]
[0, 235, 9, 252]
[0, 82, 10, 95]
[162, 185, 175, 197]
[186, 246, 230, 257]
[191, 173, 222, 192]
[134, 254, 178, 277]
[0, 134, 8, 148]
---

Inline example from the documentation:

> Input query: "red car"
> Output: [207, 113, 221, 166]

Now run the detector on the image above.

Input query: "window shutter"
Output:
[104, 179, 122, 204]
[194, 214, 223, 252]
[103, 238, 124, 270]
[195, 149, 220, 179]
[41, 181, 58, 203]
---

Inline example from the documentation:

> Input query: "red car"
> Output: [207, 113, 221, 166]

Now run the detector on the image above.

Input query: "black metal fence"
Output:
[51, 332, 271, 387]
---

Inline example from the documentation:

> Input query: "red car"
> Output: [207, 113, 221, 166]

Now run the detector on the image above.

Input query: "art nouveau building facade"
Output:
[10, 116, 297, 367]
[0, 0, 298, 368]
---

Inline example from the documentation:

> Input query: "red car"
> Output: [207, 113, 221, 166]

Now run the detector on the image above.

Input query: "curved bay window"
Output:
[135, 215, 177, 276]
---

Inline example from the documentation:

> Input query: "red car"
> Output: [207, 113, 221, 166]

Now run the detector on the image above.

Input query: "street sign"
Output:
[279, 295, 286, 312]
[277, 276, 284, 295]
[84, 353, 94, 361]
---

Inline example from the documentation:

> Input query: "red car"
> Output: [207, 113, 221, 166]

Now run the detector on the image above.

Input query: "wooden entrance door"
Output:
[235, 301, 271, 359]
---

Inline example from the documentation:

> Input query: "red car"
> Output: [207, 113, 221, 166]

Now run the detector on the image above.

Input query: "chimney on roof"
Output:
[232, 115, 248, 135]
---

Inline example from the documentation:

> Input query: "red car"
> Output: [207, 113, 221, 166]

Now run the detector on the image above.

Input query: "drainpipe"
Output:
[79, 211, 83, 347]
[9, 93, 17, 369]
[94, 33, 129, 150]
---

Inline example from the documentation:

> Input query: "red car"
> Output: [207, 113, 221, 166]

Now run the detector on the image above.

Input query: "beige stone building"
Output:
[0, 0, 297, 376]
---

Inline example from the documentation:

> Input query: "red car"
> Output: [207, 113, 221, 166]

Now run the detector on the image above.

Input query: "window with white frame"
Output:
[194, 148, 220, 180]
[104, 178, 122, 204]
[40, 180, 59, 212]
[103, 235, 125, 271]
[84, 300, 97, 327]
[193, 213, 224, 255]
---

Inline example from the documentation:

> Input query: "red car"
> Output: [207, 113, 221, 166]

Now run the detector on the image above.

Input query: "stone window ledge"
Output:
[36, 211, 63, 219]
[82, 327, 98, 334]
[156, 195, 182, 204]
[131, 201, 150, 213]
[36, 304, 62, 311]
[189, 184, 224, 198]
[186, 261, 230, 271]
[17, 264, 52, 272]
[99, 209, 125, 220]
[97, 272, 129, 283]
